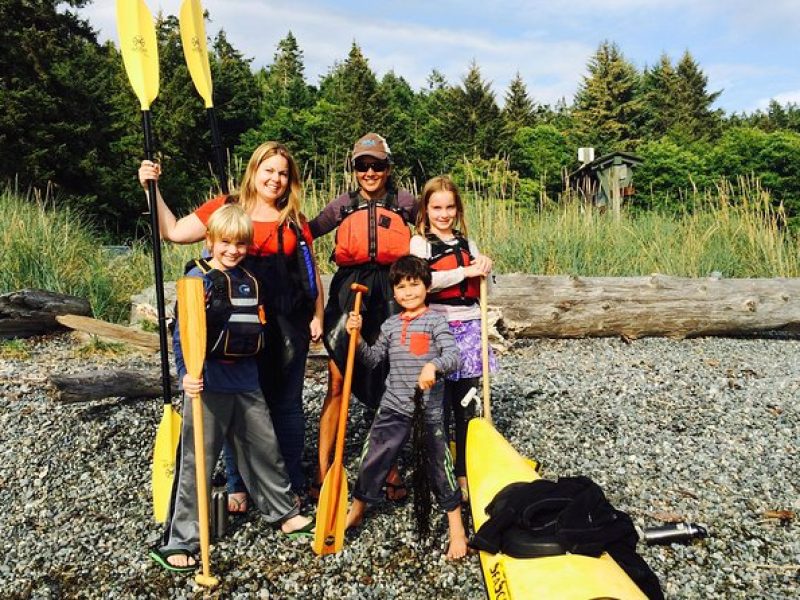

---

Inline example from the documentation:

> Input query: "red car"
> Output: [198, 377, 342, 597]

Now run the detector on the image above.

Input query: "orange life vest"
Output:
[426, 233, 480, 305]
[333, 191, 411, 267]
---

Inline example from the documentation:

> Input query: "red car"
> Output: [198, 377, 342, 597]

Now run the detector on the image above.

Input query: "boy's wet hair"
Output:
[389, 255, 432, 288]
[206, 203, 254, 245]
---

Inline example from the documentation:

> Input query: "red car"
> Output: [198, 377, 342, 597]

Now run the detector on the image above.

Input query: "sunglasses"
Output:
[353, 159, 389, 173]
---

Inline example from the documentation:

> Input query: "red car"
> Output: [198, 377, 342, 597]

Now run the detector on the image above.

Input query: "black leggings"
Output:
[444, 377, 478, 478]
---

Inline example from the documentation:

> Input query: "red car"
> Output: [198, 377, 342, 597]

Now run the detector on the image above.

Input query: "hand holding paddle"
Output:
[313, 283, 369, 556]
[176, 277, 219, 588]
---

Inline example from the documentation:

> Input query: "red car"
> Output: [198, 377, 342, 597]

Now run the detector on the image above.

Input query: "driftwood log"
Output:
[55, 314, 161, 351]
[50, 369, 178, 404]
[492, 274, 800, 339]
[0, 289, 92, 338]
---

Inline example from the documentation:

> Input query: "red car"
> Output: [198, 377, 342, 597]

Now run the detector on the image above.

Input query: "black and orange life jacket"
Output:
[426, 233, 480, 306]
[333, 190, 411, 267]
[184, 259, 267, 359]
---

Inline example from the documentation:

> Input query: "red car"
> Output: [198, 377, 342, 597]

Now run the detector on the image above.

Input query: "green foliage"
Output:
[509, 126, 572, 197]
[573, 41, 642, 151]
[632, 138, 710, 210]
[0, 339, 31, 360]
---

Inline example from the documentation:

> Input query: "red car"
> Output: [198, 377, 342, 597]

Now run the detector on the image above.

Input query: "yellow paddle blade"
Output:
[312, 467, 348, 555]
[176, 276, 207, 379]
[116, 0, 159, 110]
[179, 0, 214, 108]
[151, 403, 182, 522]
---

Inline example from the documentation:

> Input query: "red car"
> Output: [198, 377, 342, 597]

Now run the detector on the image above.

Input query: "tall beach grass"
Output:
[1, 171, 798, 324]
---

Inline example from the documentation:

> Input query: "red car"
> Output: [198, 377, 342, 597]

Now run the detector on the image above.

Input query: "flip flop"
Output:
[385, 481, 408, 503]
[228, 492, 248, 515]
[283, 520, 315, 541]
[148, 548, 198, 574]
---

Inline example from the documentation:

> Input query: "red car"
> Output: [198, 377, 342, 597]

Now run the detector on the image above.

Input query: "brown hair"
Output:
[236, 141, 303, 225]
[389, 255, 432, 288]
[415, 175, 468, 237]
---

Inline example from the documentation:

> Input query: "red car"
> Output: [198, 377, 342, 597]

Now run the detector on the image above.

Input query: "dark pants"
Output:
[225, 314, 310, 494]
[354, 405, 461, 512]
[444, 377, 478, 478]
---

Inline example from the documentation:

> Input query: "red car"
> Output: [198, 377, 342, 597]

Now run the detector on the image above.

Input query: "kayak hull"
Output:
[466, 418, 648, 600]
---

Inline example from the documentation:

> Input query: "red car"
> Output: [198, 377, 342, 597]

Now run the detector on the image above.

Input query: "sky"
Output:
[77, 0, 800, 114]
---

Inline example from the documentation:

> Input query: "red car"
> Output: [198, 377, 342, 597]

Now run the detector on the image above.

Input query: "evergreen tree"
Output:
[573, 41, 643, 151]
[639, 54, 680, 139]
[672, 51, 722, 141]
[449, 61, 503, 159]
[374, 72, 416, 177]
[503, 72, 537, 130]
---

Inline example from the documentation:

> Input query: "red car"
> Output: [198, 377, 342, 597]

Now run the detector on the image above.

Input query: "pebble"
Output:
[0, 333, 798, 598]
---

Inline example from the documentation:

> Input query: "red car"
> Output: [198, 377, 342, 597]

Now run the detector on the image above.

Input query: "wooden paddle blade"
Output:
[312, 467, 348, 555]
[151, 403, 182, 522]
[179, 0, 213, 108]
[116, 0, 159, 109]
[176, 277, 206, 379]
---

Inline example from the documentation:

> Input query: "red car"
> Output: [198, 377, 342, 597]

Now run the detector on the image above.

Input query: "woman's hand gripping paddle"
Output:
[115, 0, 177, 523]
[313, 283, 369, 556]
[178, 0, 229, 194]
[176, 277, 219, 588]
[480, 276, 492, 424]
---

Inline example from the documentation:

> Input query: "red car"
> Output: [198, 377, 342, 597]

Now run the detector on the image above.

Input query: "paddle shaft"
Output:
[326, 284, 367, 530]
[142, 110, 172, 404]
[480, 276, 491, 423]
[191, 393, 215, 583]
[207, 108, 228, 194]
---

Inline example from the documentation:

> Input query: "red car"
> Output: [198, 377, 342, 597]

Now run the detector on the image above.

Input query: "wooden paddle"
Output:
[115, 0, 178, 523]
[480, 276, 492, 424]
[178, 0, 229, 194]
[312, 283, 368, 556]
[176, 277, 218, 588]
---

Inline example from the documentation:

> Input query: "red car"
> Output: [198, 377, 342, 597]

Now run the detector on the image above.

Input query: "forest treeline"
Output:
[3, 1, 800, 241]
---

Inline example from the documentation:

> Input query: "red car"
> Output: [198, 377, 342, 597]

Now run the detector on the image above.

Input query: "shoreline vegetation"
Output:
[2, 174, 797, 325]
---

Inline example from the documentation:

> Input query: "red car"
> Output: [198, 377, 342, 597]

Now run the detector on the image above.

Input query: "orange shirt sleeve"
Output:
[193, 195, 227, 226]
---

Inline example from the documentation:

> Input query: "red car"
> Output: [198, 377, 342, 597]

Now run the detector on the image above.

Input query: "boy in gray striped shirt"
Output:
[344, 256, 468, 559]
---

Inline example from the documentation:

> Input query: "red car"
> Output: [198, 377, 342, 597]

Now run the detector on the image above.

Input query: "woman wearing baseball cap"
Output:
[308, 133, 417, 502]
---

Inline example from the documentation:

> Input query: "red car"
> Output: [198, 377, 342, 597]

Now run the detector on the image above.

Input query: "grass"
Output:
[2, 173, 797, 324]
[0, 339, 31, 360]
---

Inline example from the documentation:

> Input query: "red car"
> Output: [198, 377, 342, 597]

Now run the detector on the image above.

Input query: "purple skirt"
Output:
[446, 319, 497, 381]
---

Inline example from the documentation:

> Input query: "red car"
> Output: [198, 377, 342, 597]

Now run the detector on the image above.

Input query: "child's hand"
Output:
[345, 312, 362, 334]
[417, 362, 437, 390]
[182, 373, 203, 397]
[469, 255, 493, 277]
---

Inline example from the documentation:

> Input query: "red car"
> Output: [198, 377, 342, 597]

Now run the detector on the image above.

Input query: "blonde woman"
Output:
[139, 142, 323, 506]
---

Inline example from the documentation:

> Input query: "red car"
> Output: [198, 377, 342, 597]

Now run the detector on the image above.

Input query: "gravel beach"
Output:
[1, 332, 798, 599]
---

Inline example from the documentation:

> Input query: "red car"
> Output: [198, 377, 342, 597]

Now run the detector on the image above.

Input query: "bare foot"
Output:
[167, 552, 196, 569]
[346, 499, 366, 530]
[446, 532, 469, 560]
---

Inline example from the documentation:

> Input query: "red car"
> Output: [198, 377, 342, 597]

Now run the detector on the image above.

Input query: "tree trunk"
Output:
[49, 369, 178, 404]
[0, 289, 92, 338]
[492, 274, 800, 339]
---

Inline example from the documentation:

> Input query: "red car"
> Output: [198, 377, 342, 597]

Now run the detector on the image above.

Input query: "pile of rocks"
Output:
[0, 333, 797, 598]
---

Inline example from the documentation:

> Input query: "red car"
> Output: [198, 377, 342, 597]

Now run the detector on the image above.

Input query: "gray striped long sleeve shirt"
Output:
[356, 309, 459, 417]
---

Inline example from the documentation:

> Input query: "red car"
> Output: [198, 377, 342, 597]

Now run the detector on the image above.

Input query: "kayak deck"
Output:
[466, 418, 647, 600]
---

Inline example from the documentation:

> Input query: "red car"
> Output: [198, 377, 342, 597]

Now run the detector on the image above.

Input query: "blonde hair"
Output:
[236, 141, 303, 225]
[416, 175, 468, 237]
[206, 203, 254, 246]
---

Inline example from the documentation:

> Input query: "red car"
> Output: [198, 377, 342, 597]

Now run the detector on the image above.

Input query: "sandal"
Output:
[283, 519, 315, 541]
[148, 548, 197, 573]
[308, 480, 322, 502]
[385, 481, 408, 503]
[228, 492, 248, 515]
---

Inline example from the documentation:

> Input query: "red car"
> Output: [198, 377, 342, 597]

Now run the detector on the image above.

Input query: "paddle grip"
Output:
[142, 110, 173, 404]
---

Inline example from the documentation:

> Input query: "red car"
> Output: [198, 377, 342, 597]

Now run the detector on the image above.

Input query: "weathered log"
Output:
[0, 289, 92, 338]
[50, 369, 178, 404]
[56, 314, 161, 351]
[493, 274, 800, 339]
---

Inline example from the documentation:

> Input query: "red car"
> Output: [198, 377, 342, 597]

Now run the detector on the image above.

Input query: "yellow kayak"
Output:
[466, 418, 648, 600]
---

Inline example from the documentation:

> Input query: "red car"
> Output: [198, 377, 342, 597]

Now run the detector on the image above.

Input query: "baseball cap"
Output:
[352, 133, 391, 161]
